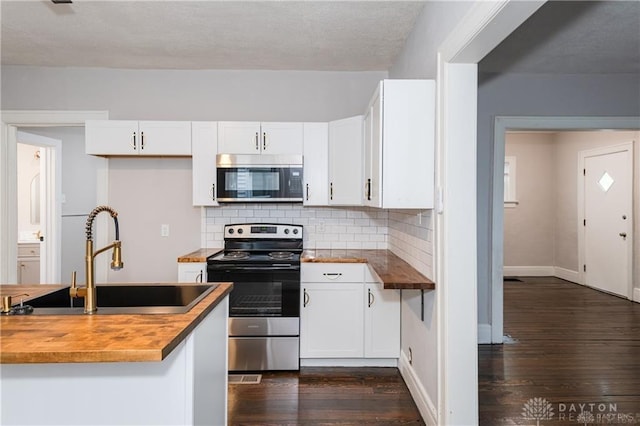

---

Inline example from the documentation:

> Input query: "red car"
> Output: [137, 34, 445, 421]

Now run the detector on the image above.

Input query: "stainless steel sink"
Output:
[22, 284, 217, 315]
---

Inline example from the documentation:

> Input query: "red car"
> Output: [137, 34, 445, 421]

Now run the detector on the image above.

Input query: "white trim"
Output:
[553, 267, 580, 284]
[491, 116, 640, 351]
[435, 2, 544, 423]
[633, 287, 640, 303]
[398, 350, 437, 426]
[503, 266, 554, 276]
[578, 142, 634, 300]
[0, 110, 109, 284]
[477, 324, 493, 344]
[299, 358, 397, 368]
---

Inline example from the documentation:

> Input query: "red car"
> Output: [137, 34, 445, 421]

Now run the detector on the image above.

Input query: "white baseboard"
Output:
[398, 350, 437, 425]
[503, 266, 554, 276]
[300, 358, 397, 368]
[553, 267, 580, 284]
[634, 287, 640, 303]
[478, 323, 492, 344]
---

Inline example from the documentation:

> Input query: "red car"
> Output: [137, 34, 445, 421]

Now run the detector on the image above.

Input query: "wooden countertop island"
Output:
[0, 282, 232, 363]
[302, 249, 435, 290]
[0, 282, 232, 426]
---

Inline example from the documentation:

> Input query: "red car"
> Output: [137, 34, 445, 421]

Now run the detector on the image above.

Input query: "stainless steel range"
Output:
[207, 223, 302, 371]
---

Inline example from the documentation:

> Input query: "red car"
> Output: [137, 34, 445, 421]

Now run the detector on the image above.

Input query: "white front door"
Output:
[581, 142, 633, 298]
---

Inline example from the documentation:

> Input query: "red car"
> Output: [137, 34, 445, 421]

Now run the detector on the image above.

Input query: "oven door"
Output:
[207, 266, 300, 317]
[216, 166, 303, 202]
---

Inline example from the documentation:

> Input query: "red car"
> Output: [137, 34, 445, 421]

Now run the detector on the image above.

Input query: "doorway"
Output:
[0, 110, 108, 284]
[16, 131, 62, 284]
[489, 117, 640, 344]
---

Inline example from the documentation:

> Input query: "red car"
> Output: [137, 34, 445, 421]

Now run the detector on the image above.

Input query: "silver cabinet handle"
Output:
[196, 271, 203, 283]
[323, 272, 342, 280]
[255, 132, 259, 151]
[330, 182, 333, 200]
[140, 131, 144, 150]
[132, 132, 137, 150]
[263, 132, 267, 151]
[368, 288, 375, 307]
[306, 183, 309, 201]
[303, 289, 309, 307]
[210, 183, 216, 201]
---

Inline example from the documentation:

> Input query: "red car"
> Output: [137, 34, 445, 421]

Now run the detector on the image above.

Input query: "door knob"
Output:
[619, 232, 627, 240]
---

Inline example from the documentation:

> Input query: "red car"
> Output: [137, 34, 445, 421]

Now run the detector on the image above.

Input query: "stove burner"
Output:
[268, 251, 294, 260]
[222, 251, 250, 260]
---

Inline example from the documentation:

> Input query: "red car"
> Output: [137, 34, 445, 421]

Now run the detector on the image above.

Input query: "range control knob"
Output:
[228, 228, 234, 234]
[284, 229, 290, 235]
[237, 228, 244, 234]
[293, 229, 299, 235]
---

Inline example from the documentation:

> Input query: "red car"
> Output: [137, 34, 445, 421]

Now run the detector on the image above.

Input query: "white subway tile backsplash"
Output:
[202, 205, 431, 278]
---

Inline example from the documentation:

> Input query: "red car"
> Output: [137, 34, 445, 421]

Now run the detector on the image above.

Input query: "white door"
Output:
[581, 143, 633, 298]
[16, 131, 62, 284]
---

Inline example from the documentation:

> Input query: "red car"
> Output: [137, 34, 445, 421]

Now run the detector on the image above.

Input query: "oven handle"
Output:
[209, 265, 300, 272]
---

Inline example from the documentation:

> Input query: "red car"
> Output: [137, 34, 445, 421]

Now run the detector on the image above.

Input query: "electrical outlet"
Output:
[161, 224, 170, 237]
[317, 220, 325, 233]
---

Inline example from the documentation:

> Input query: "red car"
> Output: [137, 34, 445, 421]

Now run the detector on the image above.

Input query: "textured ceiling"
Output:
[0, 1, 426, 71]
[1, 1, 638, 74]
[480, 1, 640, 74]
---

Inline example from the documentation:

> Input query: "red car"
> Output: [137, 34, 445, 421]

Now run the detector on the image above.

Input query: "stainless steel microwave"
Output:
[216, 154, 304, 202]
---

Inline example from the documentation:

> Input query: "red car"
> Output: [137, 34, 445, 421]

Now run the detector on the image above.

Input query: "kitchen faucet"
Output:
[70, 205, 123, 314]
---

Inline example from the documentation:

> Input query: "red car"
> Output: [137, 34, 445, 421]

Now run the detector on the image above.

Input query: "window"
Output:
[504, 156, 518, 207]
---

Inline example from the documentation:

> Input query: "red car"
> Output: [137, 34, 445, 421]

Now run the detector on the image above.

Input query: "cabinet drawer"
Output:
[18, 244, 40, 257]
[301, 263, 364, 283]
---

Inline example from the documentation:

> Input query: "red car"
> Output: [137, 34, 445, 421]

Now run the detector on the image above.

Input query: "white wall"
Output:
[386, 2, 475, 421]
[16, 143, 40, 241]
[477, 72, 640, 327]
[504, 133, 556, 268]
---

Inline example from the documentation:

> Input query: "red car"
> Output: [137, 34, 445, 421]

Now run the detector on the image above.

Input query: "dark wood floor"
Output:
[479, 276, 640, 425]
[228, 367, 425, 425]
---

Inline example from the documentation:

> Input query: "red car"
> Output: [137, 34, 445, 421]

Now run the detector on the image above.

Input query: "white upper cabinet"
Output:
[328, 115, 363, 206]
[86, 120, 191, 156]
[217, 121, 303, 155]
[363, 79, 436, 209]
[192, 121, 218, 206]
[302, 123, 329, 206]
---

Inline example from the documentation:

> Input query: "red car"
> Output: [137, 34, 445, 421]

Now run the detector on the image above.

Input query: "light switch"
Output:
[161, 224, 170, 237]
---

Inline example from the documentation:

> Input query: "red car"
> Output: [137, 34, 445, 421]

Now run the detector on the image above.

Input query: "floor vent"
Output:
[504, 277, 523, 282]
[229, 374, 262, 385]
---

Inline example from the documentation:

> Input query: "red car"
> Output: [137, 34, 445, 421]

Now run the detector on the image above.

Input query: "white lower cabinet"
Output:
[300, 263, 400, 362]
[178, 262, 206, 283]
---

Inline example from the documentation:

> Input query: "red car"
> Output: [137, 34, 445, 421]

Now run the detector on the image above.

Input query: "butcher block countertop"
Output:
[177, 248, 222, 262]
[0, 282, 232, 364]
[302, 249, 435, 290]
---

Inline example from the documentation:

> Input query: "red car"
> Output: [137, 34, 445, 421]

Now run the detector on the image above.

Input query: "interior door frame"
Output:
[491, 116, 640, 344]
[0, 110, 109, 284]
[578, 142, 634, 299]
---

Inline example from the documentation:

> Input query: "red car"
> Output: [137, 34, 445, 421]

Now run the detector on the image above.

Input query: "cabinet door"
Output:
[260, 122, 303, 155]
[178, 263, 206, 283]
[300, 282, 364, 358]
[369, 91, 382, 207]
[138, 121, 191, 155]
[328, 115, 363, 206]
[302, 123, 329, 206]
[86, 120, 139, 155]
[217, 122, 261, 154]
[18, 259, 40, 284]
[192, 122, 218, 206]
[380, 79, 435, 208]
[364, 282, 400, 358]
